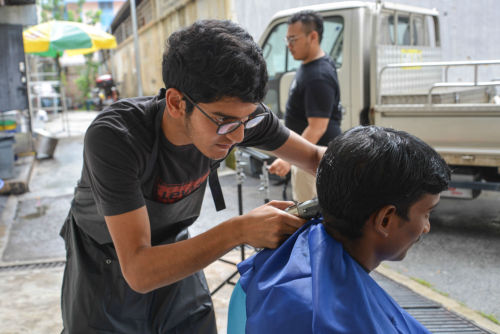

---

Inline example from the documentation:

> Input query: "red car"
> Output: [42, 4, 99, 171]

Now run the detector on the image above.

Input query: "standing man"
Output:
[270, 10, 341, 203]
[60, 20, 323, 333]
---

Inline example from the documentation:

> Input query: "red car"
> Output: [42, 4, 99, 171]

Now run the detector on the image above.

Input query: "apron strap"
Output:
[209, 160, 226, 211]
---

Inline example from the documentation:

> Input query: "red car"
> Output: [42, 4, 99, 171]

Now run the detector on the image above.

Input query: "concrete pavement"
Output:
[0, 111, 499, 333]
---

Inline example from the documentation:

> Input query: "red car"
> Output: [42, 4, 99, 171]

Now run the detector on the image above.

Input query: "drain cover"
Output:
[0, 260, 65, 272]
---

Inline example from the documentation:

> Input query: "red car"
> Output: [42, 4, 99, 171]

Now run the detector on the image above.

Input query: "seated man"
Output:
[229, 125, 451, 333]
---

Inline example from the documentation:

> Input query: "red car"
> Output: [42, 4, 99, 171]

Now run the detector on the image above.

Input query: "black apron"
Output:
[60, 102, 224, 333]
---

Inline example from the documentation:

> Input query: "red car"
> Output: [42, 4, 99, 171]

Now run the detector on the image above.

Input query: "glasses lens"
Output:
[218, 122, 241, 135]
[245, 115, 266, 129]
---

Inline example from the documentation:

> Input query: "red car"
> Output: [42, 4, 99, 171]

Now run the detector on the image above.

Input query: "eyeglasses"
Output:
[183, 93, 268, 135]
[284, 34, 305, 45]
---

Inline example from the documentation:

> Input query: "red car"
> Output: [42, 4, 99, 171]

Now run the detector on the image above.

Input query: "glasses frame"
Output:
[284, 33, 306, 45]
[182, 93, 268, 135]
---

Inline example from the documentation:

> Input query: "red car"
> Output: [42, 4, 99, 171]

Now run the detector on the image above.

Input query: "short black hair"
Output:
[288, 10, 324, 43]
[316, 126, 451, 239]
[162, 20, 268, 113]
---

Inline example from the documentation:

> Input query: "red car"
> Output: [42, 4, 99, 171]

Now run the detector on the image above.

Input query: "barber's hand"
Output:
[239, 200, 306, 249]
[269, 158, 291, 177]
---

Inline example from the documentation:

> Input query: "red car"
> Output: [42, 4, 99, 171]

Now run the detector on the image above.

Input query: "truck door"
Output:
[260, 15, 346, 120]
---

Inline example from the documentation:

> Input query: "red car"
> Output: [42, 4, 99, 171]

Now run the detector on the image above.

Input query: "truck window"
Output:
[380, 12, 429, 46]
[323, 17, 344, 68]
[379, 12, 393, 44]
[262, 23, 300, 79]
[425, 15, 438, 47]
[395, 15, 411, 45]
[413, 15, 424, 45]
[262, 16, 344, 78]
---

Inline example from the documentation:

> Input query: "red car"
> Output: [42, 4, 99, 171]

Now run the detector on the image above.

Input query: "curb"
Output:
[376, 265, 500, 334]
[0, 195, 18, 266]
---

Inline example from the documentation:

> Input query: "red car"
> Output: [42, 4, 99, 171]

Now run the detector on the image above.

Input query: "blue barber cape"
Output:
[237, 219, 430, 334]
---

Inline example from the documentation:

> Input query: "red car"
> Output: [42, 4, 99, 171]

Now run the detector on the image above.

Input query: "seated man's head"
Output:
[161, 20, 269, 159]
[316, 126, 451, 270]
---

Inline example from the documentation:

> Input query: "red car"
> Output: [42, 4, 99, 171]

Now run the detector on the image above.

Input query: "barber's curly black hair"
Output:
[162, 20, 268, 112]
[316, 126, 451, 239]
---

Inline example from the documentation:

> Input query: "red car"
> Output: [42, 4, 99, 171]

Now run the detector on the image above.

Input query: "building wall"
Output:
[110, 0, 232, 97]
[66, 2, 99, 22]
[113, 1, 124, 14]
[0, 4, 37, 25]
[65, 0, 125, 30]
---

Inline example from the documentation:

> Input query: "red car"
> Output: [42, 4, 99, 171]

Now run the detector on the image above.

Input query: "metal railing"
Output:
[377, 59, 500, 105]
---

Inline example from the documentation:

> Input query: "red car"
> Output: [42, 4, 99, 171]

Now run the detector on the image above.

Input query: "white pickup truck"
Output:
[257, 1, 500, 198]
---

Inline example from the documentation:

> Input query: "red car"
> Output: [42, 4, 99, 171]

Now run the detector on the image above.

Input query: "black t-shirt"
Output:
[80, 89, 290, 216]
[284, 55, 341, 146]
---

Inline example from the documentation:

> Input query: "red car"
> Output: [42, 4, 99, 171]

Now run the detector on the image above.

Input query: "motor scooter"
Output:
[95, 74, 119, 110]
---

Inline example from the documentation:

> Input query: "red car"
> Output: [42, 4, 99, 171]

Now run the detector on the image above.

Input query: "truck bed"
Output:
[373, 102, 500, 168]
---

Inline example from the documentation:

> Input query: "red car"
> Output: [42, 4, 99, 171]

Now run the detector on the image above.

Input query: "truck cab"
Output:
[259, 1, 441, 131]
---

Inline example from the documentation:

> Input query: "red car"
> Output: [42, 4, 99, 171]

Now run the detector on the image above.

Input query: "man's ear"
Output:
[372, 205, 398, 238]
[309, 30, 319, 44]
[165, 88, 185, 119]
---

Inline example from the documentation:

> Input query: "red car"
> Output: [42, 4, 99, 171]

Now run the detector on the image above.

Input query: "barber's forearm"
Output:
[123, 219, 242, 294]
[273, 132, 325, 175]
[315, 145, 327, 171]
[296, 138, 326, 175]
[298, 143, 326, 175]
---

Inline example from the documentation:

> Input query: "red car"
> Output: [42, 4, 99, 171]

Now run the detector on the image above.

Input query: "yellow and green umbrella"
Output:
[23, 20, 117, 57]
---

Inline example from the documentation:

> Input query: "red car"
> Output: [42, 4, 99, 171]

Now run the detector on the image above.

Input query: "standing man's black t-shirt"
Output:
[284, 55, 341, 146]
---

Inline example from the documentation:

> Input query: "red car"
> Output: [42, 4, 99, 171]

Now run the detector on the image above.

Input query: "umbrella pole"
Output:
[24, 53, 35, 153]
[56, 55, 70, 136]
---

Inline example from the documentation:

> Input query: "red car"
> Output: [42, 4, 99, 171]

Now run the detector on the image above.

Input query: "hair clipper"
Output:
[285, 198, 321, 219]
